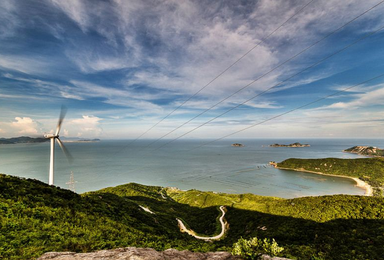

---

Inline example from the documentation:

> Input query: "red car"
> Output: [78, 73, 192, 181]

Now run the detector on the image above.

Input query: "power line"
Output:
[104, 72, 384, 188]
[190, 72, 384, 151]
[145, 0, 384, 151]
[128, 0, 315, 146]
[105, 1, 315, 160]
[153, 18, 384, 150]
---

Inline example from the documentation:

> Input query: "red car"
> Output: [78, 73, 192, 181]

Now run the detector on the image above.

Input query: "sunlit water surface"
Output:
[1, 138, 382, 198]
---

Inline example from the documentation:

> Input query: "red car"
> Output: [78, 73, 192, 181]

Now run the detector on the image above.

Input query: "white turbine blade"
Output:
[55, 105, 67, 136]
[57, 138, 73, 163]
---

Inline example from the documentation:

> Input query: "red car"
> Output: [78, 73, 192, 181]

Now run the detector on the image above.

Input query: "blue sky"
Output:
[1, 0, 384, 140]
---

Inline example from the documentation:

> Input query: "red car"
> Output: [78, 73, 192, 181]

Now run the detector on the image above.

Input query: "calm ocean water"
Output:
[0, 138, 382, 198]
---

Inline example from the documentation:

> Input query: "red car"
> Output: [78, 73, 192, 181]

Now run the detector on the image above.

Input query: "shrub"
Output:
[232, 236, 284, 260]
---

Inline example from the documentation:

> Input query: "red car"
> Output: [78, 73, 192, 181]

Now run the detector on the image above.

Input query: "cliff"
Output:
[343, 146, 384, 157]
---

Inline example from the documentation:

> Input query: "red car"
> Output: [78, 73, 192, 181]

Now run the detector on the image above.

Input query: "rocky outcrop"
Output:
[38, 247, 241, 260]
[343, 146, 384, 157]
[232, 143, 244, 147]
[38, 247, 292, 260]
[270, 142, 310, 148]
[269, 161, 277, 167]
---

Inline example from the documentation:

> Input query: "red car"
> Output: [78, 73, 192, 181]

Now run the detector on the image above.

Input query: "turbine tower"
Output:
[44, 106, 73, 185]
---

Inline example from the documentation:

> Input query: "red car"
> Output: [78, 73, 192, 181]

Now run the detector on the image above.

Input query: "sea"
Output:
[0, 138, 382, 198]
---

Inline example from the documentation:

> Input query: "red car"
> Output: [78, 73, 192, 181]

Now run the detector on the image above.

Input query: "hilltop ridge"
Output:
[1, 174, 384, 259]
[0, 136, 48, 144]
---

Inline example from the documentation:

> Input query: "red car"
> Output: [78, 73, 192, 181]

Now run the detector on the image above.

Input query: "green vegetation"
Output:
[0, 175, 219, 259]
[270, 142, 310, 148]
[344, 146, 384, 157]
[166, 189, 384, 222]
[277, 157, 384, 195]
[232, 237, 284, 259]
[1, 174, 384, 259]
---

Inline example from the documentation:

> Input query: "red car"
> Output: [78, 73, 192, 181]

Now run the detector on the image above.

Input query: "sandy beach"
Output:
[352, 177, 373, 196]
[276, 166, 373, 196]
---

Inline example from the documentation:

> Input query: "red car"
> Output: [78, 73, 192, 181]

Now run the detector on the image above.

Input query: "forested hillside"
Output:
[1, 174, 384, 259]
[277, 158, 384, 195]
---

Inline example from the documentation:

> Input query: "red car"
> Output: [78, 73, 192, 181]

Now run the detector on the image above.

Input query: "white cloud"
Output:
[10, 117, 39, 135]
[242, 101, 283, 109]
[0, 55, 53, 75]
[0, 93, 44, 100]
[68, 81, 165, 112]
[60, 91, 84, 100]
[64, 49, 137, 73]
[320, 84, 384, 110]
[0, 0, 19, 39]
[1, 74, 80, 101]
[63, 129, 69, 137]
[44, 0, 384, 105]
[2, 0, 384, 139]
[49, 0, 89, 32]
[71, 115, 102, 137]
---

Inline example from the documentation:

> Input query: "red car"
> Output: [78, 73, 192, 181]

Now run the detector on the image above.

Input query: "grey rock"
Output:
[37, 247, 242, 260]
[38, 247, 292, 260]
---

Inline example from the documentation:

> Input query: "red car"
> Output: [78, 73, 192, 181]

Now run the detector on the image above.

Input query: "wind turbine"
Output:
[44, 106, 73, 185]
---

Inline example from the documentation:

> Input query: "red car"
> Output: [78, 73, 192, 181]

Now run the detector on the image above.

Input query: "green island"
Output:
[270, 142, 310, 148]
[276, 157, 384, 196]
[0, 137, 48, 145]
[343, 146, 384, 157]
[1, 174, 384, 259]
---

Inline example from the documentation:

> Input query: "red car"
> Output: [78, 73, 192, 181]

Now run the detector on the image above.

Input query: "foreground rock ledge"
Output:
[38, 247, 240, 260]
[38, 247, 290, 260]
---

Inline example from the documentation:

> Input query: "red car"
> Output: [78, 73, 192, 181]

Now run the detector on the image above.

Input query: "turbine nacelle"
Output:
[44, 133, 58, 139]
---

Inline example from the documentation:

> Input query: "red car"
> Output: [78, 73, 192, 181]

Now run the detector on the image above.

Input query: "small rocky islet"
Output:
[269, 142, 310, 148]
[343, 146, 384, 157]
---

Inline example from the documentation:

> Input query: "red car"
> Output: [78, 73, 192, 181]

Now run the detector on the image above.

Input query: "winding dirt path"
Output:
[176, 206, 227, 241]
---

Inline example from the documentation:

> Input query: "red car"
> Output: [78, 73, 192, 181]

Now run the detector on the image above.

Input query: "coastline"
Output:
[276, 166, 373, 196]
[62, 140, 100, 143]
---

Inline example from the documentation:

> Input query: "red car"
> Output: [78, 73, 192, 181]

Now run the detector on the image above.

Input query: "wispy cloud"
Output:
[0, 55, 55, 75]
[49, 0, 89, 32]
[1, 0, 384, 138]
[0, 0, 19, 39]
[69, 81, 165, 112]
[318, 83, 384, 110]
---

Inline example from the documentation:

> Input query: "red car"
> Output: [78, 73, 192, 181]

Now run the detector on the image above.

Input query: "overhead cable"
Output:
[151, 2, 384, 150]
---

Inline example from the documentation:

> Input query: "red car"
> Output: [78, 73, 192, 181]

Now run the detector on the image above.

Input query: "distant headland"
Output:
[63, 138, 101, 143]
[343, 146, 384, 157]
[0, 136, 101, 144]
[270, 157, 384, 196]
[0, 136, 48, 144]
[270, 142, 310, 148]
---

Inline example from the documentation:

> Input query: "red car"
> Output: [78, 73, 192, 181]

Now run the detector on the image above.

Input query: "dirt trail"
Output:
[177, 206, 226, 240]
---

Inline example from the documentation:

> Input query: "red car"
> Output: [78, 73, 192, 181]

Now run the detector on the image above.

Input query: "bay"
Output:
[0, 138, 381, 198]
